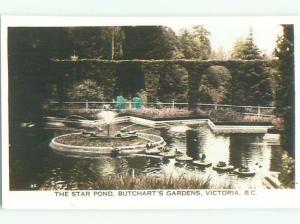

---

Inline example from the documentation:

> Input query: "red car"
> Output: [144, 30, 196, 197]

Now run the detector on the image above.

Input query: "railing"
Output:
[47, 101, 275, 116]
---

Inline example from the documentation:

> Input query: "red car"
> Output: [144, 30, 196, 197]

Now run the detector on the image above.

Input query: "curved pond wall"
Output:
[50, 132, 166, 156]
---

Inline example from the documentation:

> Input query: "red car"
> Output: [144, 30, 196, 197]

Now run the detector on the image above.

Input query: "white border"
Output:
[1, 16, 300, 209]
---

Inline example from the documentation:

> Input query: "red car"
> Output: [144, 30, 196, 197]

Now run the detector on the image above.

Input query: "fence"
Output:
[47, 100, 275, 116]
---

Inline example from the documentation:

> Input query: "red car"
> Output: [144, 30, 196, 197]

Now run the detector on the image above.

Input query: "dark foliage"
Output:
[8, 26, 275, 125]
[199, 66, 232, 104]
[8, 27, 72, 125]
[274, 25, 295, 157]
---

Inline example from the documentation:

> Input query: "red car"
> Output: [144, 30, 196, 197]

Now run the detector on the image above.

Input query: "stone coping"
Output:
[50, 132, 166, 155]
[129, 116, 273, 134]
[45, 115, 273, 134]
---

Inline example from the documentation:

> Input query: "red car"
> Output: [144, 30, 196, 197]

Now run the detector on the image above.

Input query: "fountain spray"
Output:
[98, 109, 116, 137]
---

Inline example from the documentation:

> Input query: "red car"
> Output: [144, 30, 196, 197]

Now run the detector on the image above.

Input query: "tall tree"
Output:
[230, 28, 272, 106]
[67, 27, 125, 59]
[120, 26, 184, 98]
[210, 46, 228, 60]
[178, 26, 211, 59]
[231, 29, 262, 60]
[274, 25, 295, 157]
[122, 26, 181, 59]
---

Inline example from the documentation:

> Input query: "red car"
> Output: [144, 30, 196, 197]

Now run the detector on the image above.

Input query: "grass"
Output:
[40, 175, 233, 190]
[91, 175, 213, 190]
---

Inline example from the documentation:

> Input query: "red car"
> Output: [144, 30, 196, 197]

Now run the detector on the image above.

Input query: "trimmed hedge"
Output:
[52, 59, 275, 109]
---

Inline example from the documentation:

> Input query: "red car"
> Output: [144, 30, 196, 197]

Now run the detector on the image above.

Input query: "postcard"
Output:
[1, 16, 299, 209]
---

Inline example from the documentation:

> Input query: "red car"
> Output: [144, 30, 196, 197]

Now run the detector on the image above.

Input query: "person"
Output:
[132, 93, 143, 109]
[116, 95, 126, 112]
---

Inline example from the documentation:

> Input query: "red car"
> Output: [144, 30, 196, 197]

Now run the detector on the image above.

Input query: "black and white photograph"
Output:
[1, 16, 299, 209]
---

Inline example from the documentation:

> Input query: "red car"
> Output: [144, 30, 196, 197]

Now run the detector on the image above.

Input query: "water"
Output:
[9, 122, 284, 190]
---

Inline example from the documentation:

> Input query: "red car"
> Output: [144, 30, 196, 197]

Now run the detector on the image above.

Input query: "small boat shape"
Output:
[162, 147, 171, 152]
[128, 130, 137, 135]
[20, 122, 36, 128]
[233, 167, 255, 177]
[115, 131, 122, 138]
[146, 142, 153, 149]
[162, 157, 170, 164]
[175, 155, 193, 162]
[213, 161, 234, 172]
[96, 127, 104, 132]
[200, 153, 207, 160]
[145, 147, 161, 155]
[174, 161, 185, 167]
[45, 121, 65, 128]
[120, 127, 127, 132]
[159, 151, 176, 158]
[193, 160, 212, 168]
[175, 149, 184, 156]
[81, 130, 97, 138]
[111, 148, 121, 157]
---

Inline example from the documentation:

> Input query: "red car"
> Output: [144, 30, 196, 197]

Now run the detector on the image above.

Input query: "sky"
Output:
[169, 24, 283, 58]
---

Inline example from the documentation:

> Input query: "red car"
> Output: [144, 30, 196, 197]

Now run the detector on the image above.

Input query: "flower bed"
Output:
[46, 107, 279, 126]
[120, 108, 276, 125]
[209, 110, 273, 125]
[55, 133, 148, 147]
[120, 108, 208, 120]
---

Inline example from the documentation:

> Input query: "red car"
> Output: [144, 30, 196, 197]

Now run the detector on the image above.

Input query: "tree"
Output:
[158, 65, 189, 102]
[179, 26, 211, 59]
[8, 27, 72, 124]
[122, 26, 182, 59]
[231, 29, 262, 60]
[210, 46, 228, 60]
[118, 26, 184, 98]
[199, 66, 232, 104]
[273, 25, 295, 158]
[230, 28, 273, 106]
[67, 27, 125, 59]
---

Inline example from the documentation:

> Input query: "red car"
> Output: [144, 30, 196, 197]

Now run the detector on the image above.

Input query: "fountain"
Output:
[49, 109, 166, 156]
[98, 110, 116, 136]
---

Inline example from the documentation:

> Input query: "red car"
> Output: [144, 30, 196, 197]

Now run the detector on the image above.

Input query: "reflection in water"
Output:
[10, 122, 285, 190]
[88, 157, 117, 176]
[195, 126, 230, 164]
[229, 135, 274, 173]
[270, 145, 284, 172]
[186, 130, 200, 159]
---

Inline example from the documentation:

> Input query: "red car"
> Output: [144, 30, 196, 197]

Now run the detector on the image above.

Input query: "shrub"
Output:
[278, 152, 295, 188]
[209, 109, 272, 123]
[199, 65, 232, 104]
[66, 79, 105, 101]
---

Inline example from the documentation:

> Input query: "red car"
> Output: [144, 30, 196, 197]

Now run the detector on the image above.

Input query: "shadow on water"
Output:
[186, 129, 200, 160]
[229, 134, 283, 172]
